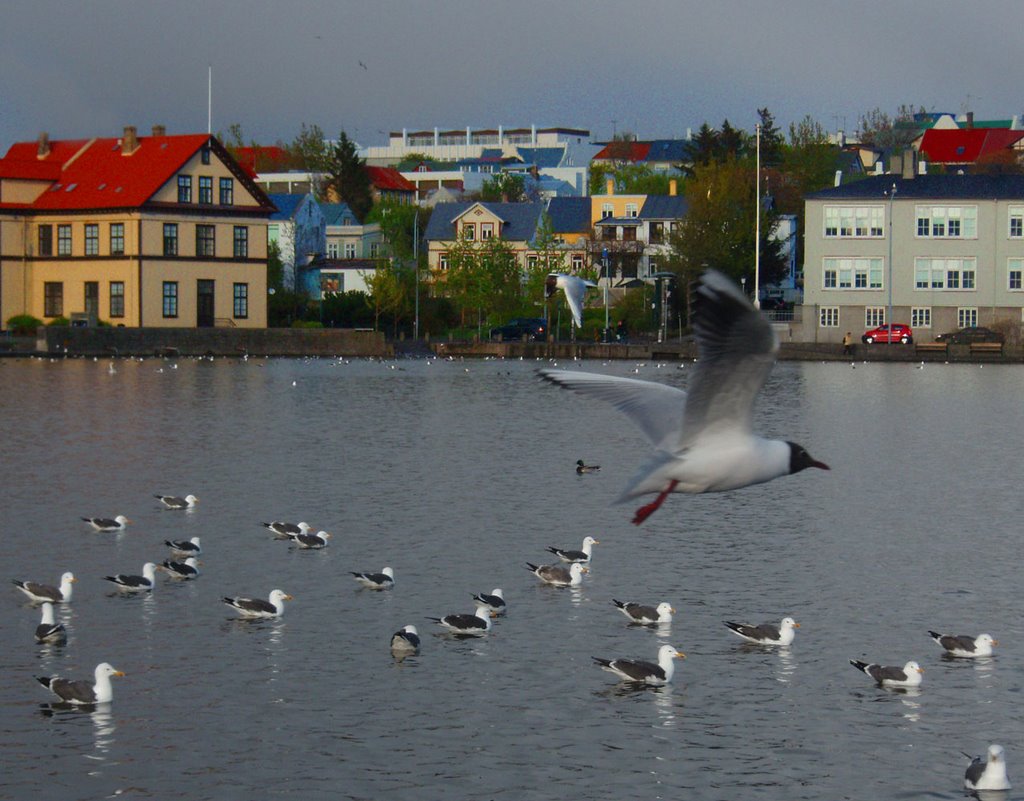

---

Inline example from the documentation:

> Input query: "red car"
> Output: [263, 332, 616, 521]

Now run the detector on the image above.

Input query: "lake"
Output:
[2, 355, 1023, 800]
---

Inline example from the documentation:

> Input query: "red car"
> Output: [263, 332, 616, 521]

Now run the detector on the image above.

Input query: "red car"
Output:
[861, 323, 913, 344]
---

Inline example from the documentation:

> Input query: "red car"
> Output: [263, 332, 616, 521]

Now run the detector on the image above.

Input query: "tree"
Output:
[288, 123, 331, 198]
[364, 262, 413, 334]
[857, 105, 923, 151]
[324, 131, 373, 222]
[479, 172, 526, 202]
[680, 123, 720, 176]
[718, 119, 747, 160]
[756, 108, 784, 166]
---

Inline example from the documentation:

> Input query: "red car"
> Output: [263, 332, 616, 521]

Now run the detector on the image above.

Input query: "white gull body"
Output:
[545, 273, 596, 328]
[965, 744, 1011, 791]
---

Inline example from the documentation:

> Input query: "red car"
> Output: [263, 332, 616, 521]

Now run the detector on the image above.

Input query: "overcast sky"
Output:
[2, 0, 1021, 152]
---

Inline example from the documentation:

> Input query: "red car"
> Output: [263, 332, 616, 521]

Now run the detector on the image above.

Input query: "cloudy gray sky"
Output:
[2, 0, 1021, 152]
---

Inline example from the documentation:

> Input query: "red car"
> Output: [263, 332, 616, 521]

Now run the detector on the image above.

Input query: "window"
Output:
[163, 223, 178, 256]
[200, 146, 211, 165]
[911, 307, 931, 328]
[481, 223, 494, 240]
[865, 307, 885, 327]
[463, 223, 475, 241]
[233, 226, 248, 258]
[819, 306, 839, 327]
[196, 224, 215, 257]
[602, 203, 613, 219]
[38, 225, 53, 256]
[1009, 260, 1024, 290]
[622, 226, 637, 241]
[233, 283, 248, 318]
[162, 281, 178, 317]
[57, 224, 72, 256]
[110, 223, 124, 255]
[1010, 207, 1024, 238]
[823, 206, 884, 238]
[370, 242, 381, 258]
[219, 177, 234, 205]
[571, 253, 584, 271]
[109, 281, 124, 318]
[44, 282, 63, 317]
[823, 258, 883, 290]
[625, 203, 638, 218]
[527, 255, 539, 270]
[198, 176, 213, 204]
[650, 222, 665, 243]
[327, 242, 339, 258]
[177, 175, 192, 203]
[344, 242, 356, 259]
[958, 307, 978, 328]
[84, 224, 99, 255]
[438, 253, 449, 270]
[915, 205, 977, 239]
[914, 258, 976, 290]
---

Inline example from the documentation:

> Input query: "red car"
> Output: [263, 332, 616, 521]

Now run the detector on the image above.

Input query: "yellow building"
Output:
[0, 127, 275, 329]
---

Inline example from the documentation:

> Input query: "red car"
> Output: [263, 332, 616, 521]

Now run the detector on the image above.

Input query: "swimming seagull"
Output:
[165, 537, 202, 556]
[103, 562, 157, 593]
[547, 536, 599, 564]
[427, 604, 492, 636]
[593, 644, 686, 686]
[964, 744, 1012, 791]
[288, 530, 331, 549]
[222, 589, 293, 618]
[36, 662, 124, 705]
[613, 599, 674, 625]
[160, 557, 200, 579]
[12, 572, 75, 604]
[525, 561, 587, 587]
[154, 493, 199, 509]
[538, 270, 829, 525]
[81, 515, 130, 532]
[35, 602, 67, 644]
[725, 617, 799, 646]
[351, 567, 394, 590]
[576, 459, 601, 474]
[472, 589, 506, 615]
[849, 659, 923, 688]
[261, 521, 312, 539]
[928, 630, 998, 658]
[391, 625, 421, 654]
[545, 273, 597, 328]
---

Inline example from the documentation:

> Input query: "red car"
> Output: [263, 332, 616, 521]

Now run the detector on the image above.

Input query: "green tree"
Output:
[857, 105, 924, 151]
[756, 108, 784, 166]
[364, 263, 413, 335]
[288, 123, 331, 198]
[479, 172, 526, 202]
[324, 131, 373, 222]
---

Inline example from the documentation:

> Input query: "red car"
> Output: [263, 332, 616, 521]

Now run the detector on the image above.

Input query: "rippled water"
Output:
[2, 355, 1023, 800]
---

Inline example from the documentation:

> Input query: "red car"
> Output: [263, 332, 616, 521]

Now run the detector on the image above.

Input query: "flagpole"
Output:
[754, 122, 760, 309]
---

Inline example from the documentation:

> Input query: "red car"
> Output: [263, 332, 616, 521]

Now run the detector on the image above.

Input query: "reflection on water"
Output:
[4, 358, 1024, 800]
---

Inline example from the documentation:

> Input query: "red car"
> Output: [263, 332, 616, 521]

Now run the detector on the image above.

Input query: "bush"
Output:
[46, 316, 70, 327]
[6, 314, 43, 335]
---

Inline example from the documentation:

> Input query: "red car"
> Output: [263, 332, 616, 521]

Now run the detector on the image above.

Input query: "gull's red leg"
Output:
[632, 480, 679, 525]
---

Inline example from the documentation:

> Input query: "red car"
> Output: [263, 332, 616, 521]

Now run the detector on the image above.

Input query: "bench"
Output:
[970, 341, 1003, 357]
[915, 341, 948, 356]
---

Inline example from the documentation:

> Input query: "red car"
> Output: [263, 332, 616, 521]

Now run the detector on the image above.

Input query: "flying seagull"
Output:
[539, 270, 828, 524]
[545, 273, 596, 328]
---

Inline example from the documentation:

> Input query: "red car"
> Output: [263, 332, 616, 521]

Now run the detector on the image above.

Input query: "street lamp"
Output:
[602, 247, 610, 342]
[413, 211, 420, 341]
[887, 182, 897, 345]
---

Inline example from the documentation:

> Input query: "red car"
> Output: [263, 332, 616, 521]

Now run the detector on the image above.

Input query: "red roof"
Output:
[592, 142, 652, 162]
[0, 159, 62, 181]
[0, 133, 212, 209]
[234, 145, 292, 176]
[919, 128, 1024, 164]
[366, 165, 415, 192]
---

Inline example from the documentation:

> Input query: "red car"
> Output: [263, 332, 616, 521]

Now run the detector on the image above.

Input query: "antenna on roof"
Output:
[207, 65, 212, 135]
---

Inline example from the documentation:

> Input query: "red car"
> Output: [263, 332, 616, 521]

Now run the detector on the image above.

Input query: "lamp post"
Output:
[887, 182, 897, 345]
[413, 211, 420, 341]
[754, 122, 761, 309]
[602, 247, 610, 343]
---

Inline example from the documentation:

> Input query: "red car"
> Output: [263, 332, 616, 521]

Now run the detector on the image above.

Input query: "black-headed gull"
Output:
[540, 270, 828, 524]
[964, 744, 1011, 791]
[928, 630, 997, 657]
[593, 644, 685, 685]
[545, 273, 596, 328]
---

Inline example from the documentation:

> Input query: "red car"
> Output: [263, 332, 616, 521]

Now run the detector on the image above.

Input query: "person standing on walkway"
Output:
[842, 331, 853, 356]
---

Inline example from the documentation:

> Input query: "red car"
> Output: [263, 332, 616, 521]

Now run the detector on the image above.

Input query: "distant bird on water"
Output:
[165, 537, 202, 557]
[351, 567, 394, 590]
[222, 589, 292, 618]
[261, 521, 312, 539]
[427, 604, 492, 636]
[547, 536, 599, 564]
[964, 744, 1011, 791]
[525, 561, 586, 587]
[849, 659, 923, 688]
[594, 644, 685, 686]
[34, 602, 67, 644]
[576, 459, 601, 474]
[81, 515, 130, 532]
[36, 662, 124, 705]
[103, 562, 157, 593]
[154, 493, 199, 509]
[539, 270, 829, 525]
[13, 572, 75, 604]
[160, 557, 200, 580]
[724, 617, 799, 646]
[928, 630, 997, 658]
[613, 599, 674, 625]
[288, 530, 331, 549]
[472, 589, 506, 616]
[391, 625, 420, 654]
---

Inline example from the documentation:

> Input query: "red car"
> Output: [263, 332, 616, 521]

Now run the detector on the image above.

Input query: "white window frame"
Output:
[1008, 259, 1024, 290]
[570, 253, 584, 272]
[958, 307, 978, 328]
[481, 223, 494, 240]
[911, 307, 932, 328]
[915, 205, 977, 239]
[601, 203, 613, 219]
[326, 242, 339, 258]
[625, 203, 638, 218]
[344, 242, 356, 259]
[1009, 206, 1024, 238]
[823, 205, 884, 238]
[462, 223, 475, 241]
[914, 257, 977, 290]
[864, 307, 885, 327]
[438, 253, 449, 271]
[823, 257, 883, 290]
[819, 306, 839, 327]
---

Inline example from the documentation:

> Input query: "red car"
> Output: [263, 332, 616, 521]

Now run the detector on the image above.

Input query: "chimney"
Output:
[606, 178, 614, 195]
[901, 150, 916, 180]
[122, 125, 139, 155]
[669, 178, 677, 196]
[37, 132, 50, 159]
[151, 124, 166, 137]
[966, 111, 974, 129]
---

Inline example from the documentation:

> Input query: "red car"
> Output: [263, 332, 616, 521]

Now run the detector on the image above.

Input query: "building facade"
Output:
[0, 128, 273, 329]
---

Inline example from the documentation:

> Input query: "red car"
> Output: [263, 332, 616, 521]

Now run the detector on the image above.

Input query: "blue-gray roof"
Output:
[424, 201, 544, 242]
[640, 195, 688, 219]
[644, 140, 690, 163]
[268, 193, 305, 221]
[807, 174, 1024, 201]
[546, 196, 591, 233]
[516, 147, 565, 168]
[320, 202, 358, 226]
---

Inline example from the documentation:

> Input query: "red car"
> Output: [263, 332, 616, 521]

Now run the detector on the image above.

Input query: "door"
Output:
[84, 282, 99, 320]
[197, 280, 215, 327]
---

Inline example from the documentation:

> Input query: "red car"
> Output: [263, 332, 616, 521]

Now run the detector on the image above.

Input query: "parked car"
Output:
[861, 323, 913, 344]
[934, 326, 1004, 345]
[490, 318, 547, 342]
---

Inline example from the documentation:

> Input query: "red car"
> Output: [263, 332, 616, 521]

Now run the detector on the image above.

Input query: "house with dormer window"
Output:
[424, 201, 544, 273]
[0, 126, 274, 329]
